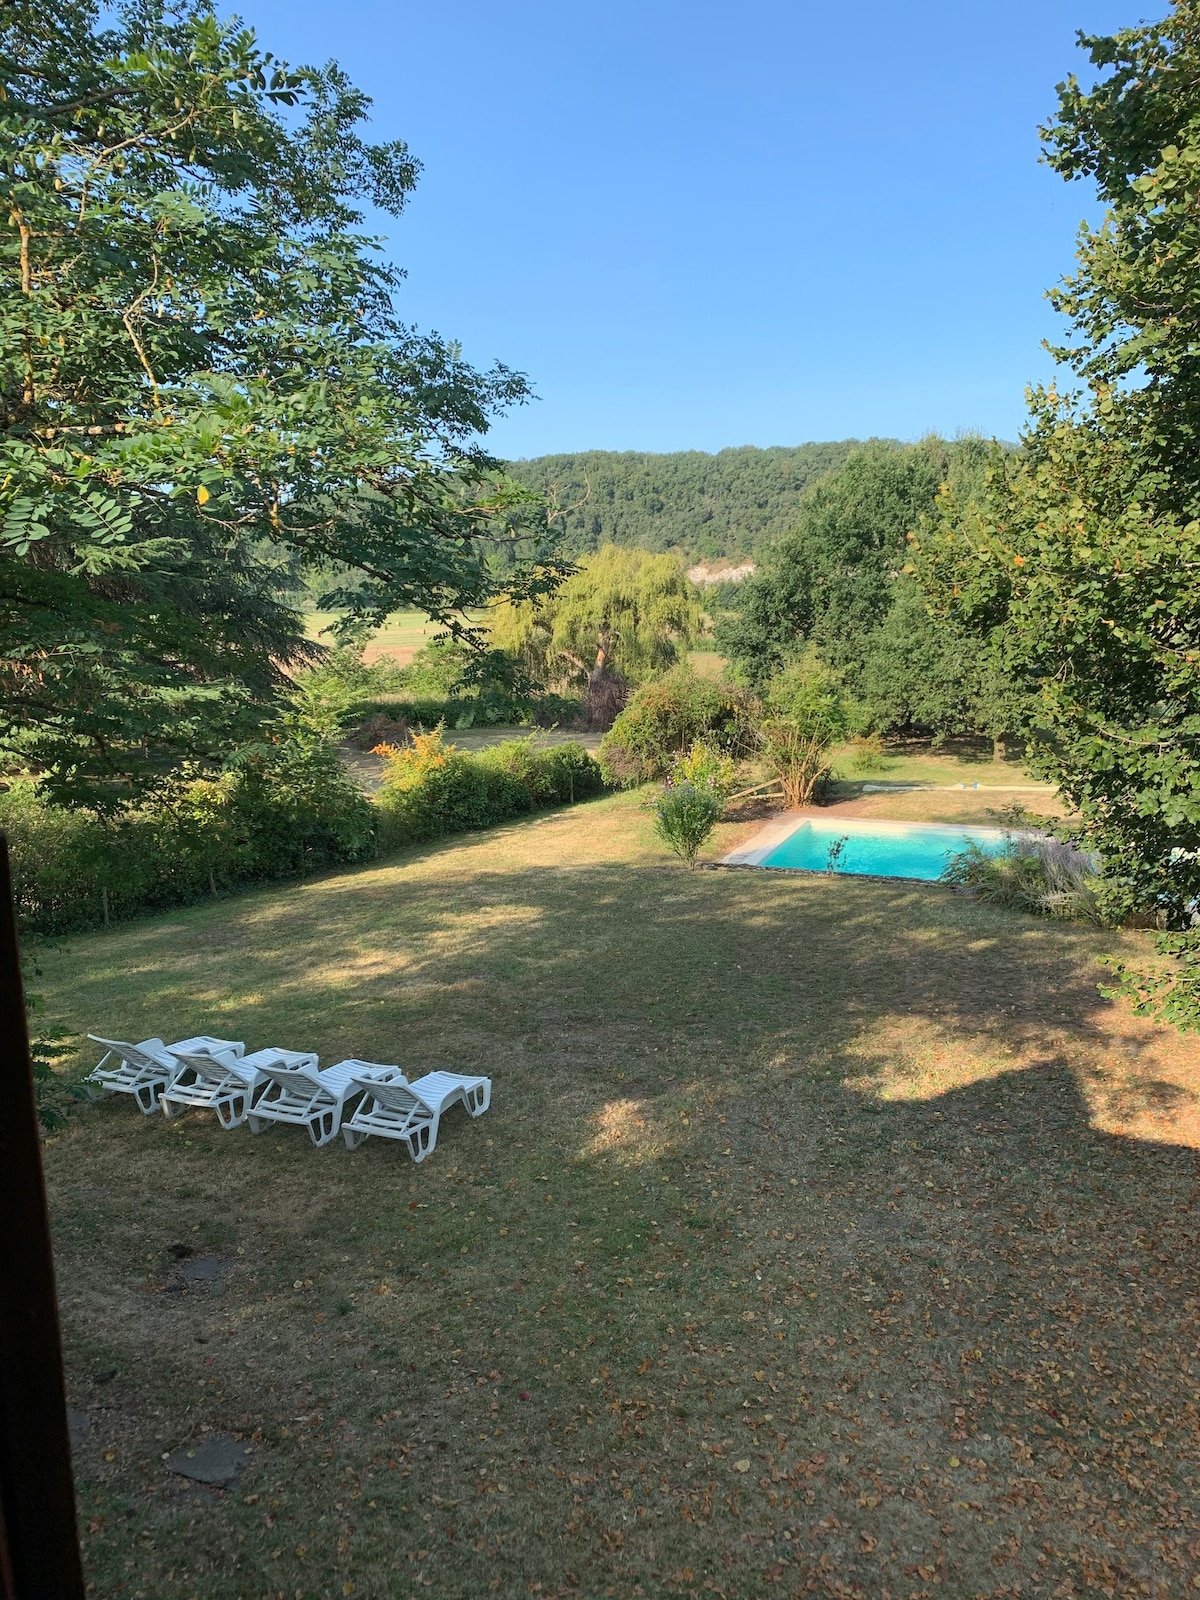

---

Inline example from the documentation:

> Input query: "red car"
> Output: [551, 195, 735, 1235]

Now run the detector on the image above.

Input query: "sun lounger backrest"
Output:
[349, 1073, 421, 1114]
[170, 1047, 246, 1082]
[256, 1061, 325, 1097]
[87, 1035, 175, 1071]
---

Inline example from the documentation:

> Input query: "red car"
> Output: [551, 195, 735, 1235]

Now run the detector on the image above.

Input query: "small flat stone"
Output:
[169, 1255, 231, 1291]
[67, 1409, 91, 1449]
[166, 1434, 250, 1487]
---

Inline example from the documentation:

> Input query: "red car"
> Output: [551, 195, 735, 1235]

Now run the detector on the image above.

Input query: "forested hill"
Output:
[505, 442, 881, 562]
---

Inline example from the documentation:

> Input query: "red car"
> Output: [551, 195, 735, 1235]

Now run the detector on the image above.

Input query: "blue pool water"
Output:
[760, 821, 1007, 881]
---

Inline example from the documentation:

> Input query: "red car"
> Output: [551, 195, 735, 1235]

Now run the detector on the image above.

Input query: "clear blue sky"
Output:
[234, 0, 1139, 458]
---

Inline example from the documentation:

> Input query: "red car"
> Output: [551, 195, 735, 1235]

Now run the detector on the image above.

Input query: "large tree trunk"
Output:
[582, 627, 626, 730]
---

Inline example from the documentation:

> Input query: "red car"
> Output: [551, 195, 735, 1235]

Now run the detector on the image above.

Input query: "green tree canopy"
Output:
[506, 442, 865, 563]
[912, 3, 1200, 1024]
[2, 0, 558, 807]
[717, 439, 967, 682]
[717, 436, 1012, 739]
[489, 544, 703, 690]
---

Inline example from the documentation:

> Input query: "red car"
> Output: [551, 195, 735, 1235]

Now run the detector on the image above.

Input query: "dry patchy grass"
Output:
[304, 609, 444, 667]
[34, 792, 1200, 1598]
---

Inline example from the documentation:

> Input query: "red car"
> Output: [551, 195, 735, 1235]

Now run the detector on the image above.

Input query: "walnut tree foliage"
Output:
[911, 2, 1200, 1027]
[1, 0, 560, 807]
[717, 436, 1018, 742]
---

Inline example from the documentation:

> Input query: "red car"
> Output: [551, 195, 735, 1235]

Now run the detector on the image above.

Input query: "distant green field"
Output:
[309, 612, 728, 679]
[304, 608, 444, 664]
[686, 648, 730, 678]
[828, 741, 1048, 791]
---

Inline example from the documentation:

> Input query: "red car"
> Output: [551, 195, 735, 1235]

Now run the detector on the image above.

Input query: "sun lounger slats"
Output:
[85, 1035, 245, 1115]
[160, 1047, 316, 1130]
[342, 1069, 491, 1161]
[247, 1059, 398, 1147]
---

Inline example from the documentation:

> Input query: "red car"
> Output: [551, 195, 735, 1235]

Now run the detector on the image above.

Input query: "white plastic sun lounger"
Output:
[342, 1068, 491, 1161]
[85, 1035, 245, 1115]
[246, 1058, 397, 1147]
[160, 1046, 317, 1130]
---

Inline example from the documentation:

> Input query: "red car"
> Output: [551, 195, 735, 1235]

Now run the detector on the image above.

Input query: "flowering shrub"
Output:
[653, 781, 723, 869]
[669, 740, 737, 798]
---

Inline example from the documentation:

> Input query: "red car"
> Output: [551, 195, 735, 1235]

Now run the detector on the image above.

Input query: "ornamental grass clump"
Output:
[941, 833, 1102, 923]
[654, 780, 723, 869]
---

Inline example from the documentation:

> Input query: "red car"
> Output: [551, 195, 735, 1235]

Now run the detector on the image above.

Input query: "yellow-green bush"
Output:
[374, 730, 604, 848]
[2, 743, 377, 935]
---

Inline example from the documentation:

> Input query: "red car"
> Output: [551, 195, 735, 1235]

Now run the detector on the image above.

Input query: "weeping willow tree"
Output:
[489, 544, 703, 723]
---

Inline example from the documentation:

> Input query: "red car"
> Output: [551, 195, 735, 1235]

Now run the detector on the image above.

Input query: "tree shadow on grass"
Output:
[46, 854, 1200, 1598]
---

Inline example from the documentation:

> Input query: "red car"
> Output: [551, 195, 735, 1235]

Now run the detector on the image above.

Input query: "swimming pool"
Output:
[727, 817, 1009, 882]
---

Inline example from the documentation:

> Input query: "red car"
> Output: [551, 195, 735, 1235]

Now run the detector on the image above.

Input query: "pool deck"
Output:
[720, 811, 1010, 868]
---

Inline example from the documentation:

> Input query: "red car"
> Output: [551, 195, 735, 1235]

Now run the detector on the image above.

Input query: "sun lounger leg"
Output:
[135, 1080, 165, 1115]
[216, 1091, 248, 1130]
[465, 1081, 490, 1116]
[161, 1093, 186, 1120]
[311, 1108, 337, 1147]
[406, 1112, 438, 1163]
[343, 1125, 367, 1150]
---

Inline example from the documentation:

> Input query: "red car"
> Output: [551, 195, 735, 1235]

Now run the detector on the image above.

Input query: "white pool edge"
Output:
[720, 813, 1013, 868]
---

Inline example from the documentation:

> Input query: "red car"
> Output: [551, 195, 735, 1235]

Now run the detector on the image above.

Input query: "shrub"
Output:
[224, 743, 378, 879]
[478, 737, 606, 805]
[941, 833, 1102, 922]
[375, 728, 605, 848]
[760, 719, 836, 807]
[2, 725, 602, 935]
[670, 740, 738, 797]
[0, 741, 377, 936]
[380, 637, 587, 729]
[760, 657, 850, 806]
[598, 669, 757, 787]
[292, 646, 409, 735]
[345, 712, 410, 752]
[654, 781, 723, 869]
[302, 639, 583, 736]
[848, 733, 887, 773]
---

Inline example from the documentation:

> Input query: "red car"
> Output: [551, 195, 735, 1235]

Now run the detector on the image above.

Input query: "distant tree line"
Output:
[505, 442, 868, 562]
[504, 437, 1026, 747]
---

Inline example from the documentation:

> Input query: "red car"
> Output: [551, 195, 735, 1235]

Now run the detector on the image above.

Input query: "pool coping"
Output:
[719, 812, 1012, 869]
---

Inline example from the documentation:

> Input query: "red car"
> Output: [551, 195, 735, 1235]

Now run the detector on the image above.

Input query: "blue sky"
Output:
[234, 0, 1140, 457]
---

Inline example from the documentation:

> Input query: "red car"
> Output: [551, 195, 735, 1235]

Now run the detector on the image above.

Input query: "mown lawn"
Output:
[34, 792, 1200, 1598]
[826, 744, 1050, 794]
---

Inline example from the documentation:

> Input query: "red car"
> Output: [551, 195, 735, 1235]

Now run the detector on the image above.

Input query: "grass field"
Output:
[827, 743, 1051, 792]
[37, 791, 1200, 1598]
[305, 610, 445, 667]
